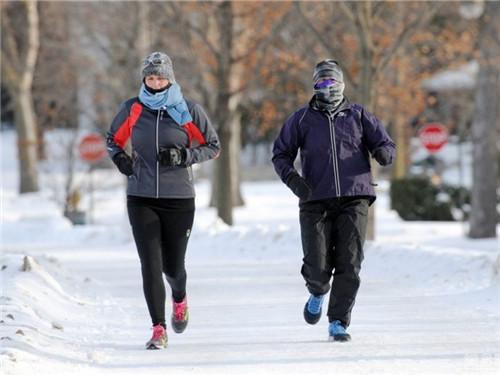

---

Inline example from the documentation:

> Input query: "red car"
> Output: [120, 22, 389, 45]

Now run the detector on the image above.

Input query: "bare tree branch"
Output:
[231, 7, 292, 65]
[356, 2, 374, 53]
[490, 27, 500, 47]
[171, 3, 222, 67]
[373, 1, 386, 19]
[295, 2, 357, 89]
[186, 19, 221, 63]
[1, 61, 18, 92]
[1, 8, 21, 76]
[232, 7, 259, 19]
[295, 3, 333, 54]
[374, 3, 441, 78]
[337, 2, 356, 24]
[228, 81, 250, 97]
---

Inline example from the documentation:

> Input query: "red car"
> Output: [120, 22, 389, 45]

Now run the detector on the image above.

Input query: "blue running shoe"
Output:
[303, 294, 324, 325]
[328, 320, 351, 342]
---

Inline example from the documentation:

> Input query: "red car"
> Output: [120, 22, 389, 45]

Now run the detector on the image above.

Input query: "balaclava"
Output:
[141, 51, 176, 83]
[313, 59, 345, 109]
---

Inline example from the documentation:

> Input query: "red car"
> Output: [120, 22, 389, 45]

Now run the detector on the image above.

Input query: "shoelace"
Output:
[151, 325, 165, 340]
[308, 295, 324, 314]
[173, 300, 187, 321]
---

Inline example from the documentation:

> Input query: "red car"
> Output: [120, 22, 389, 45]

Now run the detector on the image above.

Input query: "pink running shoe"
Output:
[171, 296, 189, 334]
[145, 324, 167, 350]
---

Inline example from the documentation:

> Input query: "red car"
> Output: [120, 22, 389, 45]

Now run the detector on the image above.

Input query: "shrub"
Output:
[390, 177, 455, 221]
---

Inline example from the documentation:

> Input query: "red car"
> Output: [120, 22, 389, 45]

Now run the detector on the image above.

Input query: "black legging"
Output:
[127, 195, 195, 327]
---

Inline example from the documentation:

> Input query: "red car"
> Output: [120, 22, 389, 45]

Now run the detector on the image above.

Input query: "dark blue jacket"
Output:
[272, 98, 395, 204]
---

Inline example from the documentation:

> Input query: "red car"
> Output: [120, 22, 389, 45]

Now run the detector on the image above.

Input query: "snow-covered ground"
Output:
[1, 129, 499, 374]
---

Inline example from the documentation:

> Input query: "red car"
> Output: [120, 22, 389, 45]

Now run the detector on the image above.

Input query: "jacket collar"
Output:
[309, 96, 351, 116]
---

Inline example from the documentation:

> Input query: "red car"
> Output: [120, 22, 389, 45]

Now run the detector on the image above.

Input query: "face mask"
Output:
[144, 81, 172, 94]
[314, 79, 345, 107]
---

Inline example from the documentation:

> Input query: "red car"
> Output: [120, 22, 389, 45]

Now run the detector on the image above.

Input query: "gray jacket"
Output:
[107, 98, 220, 198]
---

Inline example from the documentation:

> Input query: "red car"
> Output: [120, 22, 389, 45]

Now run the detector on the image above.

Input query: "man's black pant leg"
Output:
[299, 200, 334, 296]
[327, 198, 369, 327]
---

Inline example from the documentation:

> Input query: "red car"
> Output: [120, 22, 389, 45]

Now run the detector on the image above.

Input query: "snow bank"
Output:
[365, 243, 499, 296]
[0, 253, 99, 373]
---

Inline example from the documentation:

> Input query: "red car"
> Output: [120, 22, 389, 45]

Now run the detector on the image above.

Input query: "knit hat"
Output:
[313, 59, 343, 84]
[141, 51, 175, 82]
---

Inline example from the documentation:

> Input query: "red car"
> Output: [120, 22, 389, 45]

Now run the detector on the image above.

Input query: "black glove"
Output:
[158, 147, 187, 167]
[286, 172, 312, 200]
[373, 148, 392, 166]
[112, 152, 134, 176]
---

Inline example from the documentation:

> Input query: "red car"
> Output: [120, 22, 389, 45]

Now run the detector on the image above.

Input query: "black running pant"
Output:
[127, 195, 195, 327]
[299, 197, 369, 327]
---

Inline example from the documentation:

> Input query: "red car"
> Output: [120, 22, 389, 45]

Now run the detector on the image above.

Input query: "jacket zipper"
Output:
[156, 110, 160, 198]
[327, 113, 341, 196]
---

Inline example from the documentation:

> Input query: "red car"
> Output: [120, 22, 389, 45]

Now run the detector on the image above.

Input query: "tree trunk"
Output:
[214, 127, 234, 225]
[212, 1, 235, 225]
[229, 109, 244, 206]
[209, 1, 244, 225]
[359, 62, 378, 240]
[393, 55, 408, 180]
[350, 2, 378, 240]
[469, 3, 498, 239]
[210, 108, 244, 212]
[14, 89, 39, 193]
[227, 55, 245, 208]
[7, 0, 40, 193]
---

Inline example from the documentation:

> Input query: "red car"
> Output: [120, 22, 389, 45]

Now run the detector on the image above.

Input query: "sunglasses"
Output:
[314, 79, 340, 90]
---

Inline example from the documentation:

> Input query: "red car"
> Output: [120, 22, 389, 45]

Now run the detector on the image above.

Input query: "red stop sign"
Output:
[418, 123, 448, 153]
[79, 133, 107, 162]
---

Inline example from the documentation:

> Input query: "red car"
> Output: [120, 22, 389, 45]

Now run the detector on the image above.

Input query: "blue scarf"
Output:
[138, 82, 192, 126]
